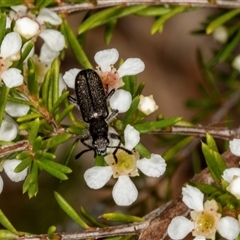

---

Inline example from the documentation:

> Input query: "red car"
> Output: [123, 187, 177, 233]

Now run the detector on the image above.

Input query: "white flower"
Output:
[229, 138, 240, 156]
[109, 89, 132, 113]
[124, 124, 140, 150]
[39, 29, 65, 64]
[63, 68, 81, 89]
[0, 159, 28, 194]
[168, 186, 221, 240]
[222, 168, 240, 199]
[5, 102, 30, 117]
[182, 185, 204, 211]
[14, 17, 40, 39]
[36, 8, 62, 25]
[138, 95, 158, 115]
[94, 48, 145, 89]
[232, 55, 240, 72]
[0, 32, 23, 88]
[168, 216, 194, 239]
[217, 216, 240, 240]
[84, 124, 166, 206]
[212, 26, 228, 44]
[0, 115, 18, 141]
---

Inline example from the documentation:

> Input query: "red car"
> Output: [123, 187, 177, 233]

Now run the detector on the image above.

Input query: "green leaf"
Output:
[134, 142, 151, 158]
[0, 13, 6, 45]
[219, 29, 240, 62]
[27, 58, 38, 97]
[32, 136, 43, 153]
[50, 91, 69, 114]
[0, 1, 23, 7]
[35, 0, 53, 8]
[136, 6, 171, 16]
[50, 58, 60, 107]
[29, 118, 40, 145]
[16, 151, 30, 160]
[63, 19, 92, 69]
[17, 113, 42, 122]
[47, 226, 57, 239]
[38, 159, 72, 174]
[14, 156, 32, 173]
[151, 7, 185, 34]
[78, 5, 147, 34]
[122, 75, 137, 97]
[163, 136, 193, 161]
[56, 104, 75, 124]
[18, 41, 34, 65]
[206, 9, 240, 34]
[23, 161, 38, 198]
[0, 230, 18, 239]
[0, 85, 9, 127]
[134, 82, 145, 98]
[0, 210, 18, 235]
[104, 19, 117, 44]
[201, 142, 227, 181]
[80, 206, 106, 228]
[54, 192, 90, 229]
[41, 69, 51, 108]
[100, 212, 144, 223]
[133, 117, 182, 133]
[63, 139, 79, 166]
[36, 160, 69, 180]
[41, 133, 72, 149]
[206, 133, 218, 152]
[122, 96, 140, 126]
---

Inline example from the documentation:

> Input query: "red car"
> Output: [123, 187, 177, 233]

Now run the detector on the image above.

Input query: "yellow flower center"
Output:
[195, 211, 216, 234]
[105, 149, 139, 178]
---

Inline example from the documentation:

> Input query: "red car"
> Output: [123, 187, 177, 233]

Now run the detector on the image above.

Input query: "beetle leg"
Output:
[68, 95, 80, 110]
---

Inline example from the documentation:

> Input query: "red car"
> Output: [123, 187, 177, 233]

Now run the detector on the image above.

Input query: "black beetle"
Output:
[69, 69, 132, 162]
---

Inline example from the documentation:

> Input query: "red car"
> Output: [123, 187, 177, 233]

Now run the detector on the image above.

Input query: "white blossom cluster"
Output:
[63, 48, 165, 206]
[167, 139, 240, 240]
[0, 5, 65, 193]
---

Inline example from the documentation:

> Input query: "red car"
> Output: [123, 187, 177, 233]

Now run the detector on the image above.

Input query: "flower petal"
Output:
[109, 89, 132, 113]
[5, 102, 30, 117]
[11, 5, 27, 16]
[226, 176, 240, 199]
[229, 138, 240, 156]
[39, 42, 60, 64]
[1, 32, 22, 59]
[212, 26, 228, 44]
[36, 8, 62, 25]
[1, 68, 23, 88]
[84, 166, 112, 189]
[137, 154, 166, 177]
[112, 175, 138, 206]
[63, 68, 81, 89]
[217, 216, 240, 240]
[124, 124, 140, 150]
[182, 185, 204, 211]
[138, 95, 158, 115]
[14, 17, 39, 39]
[118, 58, 145, 78]
[39, 29, 65, 52]
[94, 48, 119, 72]
[3, 159, 28, 182]
[0, 176, 3, 194]
[222, 167, 240, 183]
[0, 115, 18, 141]
[167, 216, 194, 239]
[59, 75, 67, 95]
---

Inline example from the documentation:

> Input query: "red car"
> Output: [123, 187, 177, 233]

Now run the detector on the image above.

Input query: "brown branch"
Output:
[0, 140, 29, 158]
[153, 125, 240, 140]
[51, 0, 240, 13]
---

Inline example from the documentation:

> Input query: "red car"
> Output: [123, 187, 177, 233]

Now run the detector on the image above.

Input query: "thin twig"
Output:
[51, 0, 240, 13]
